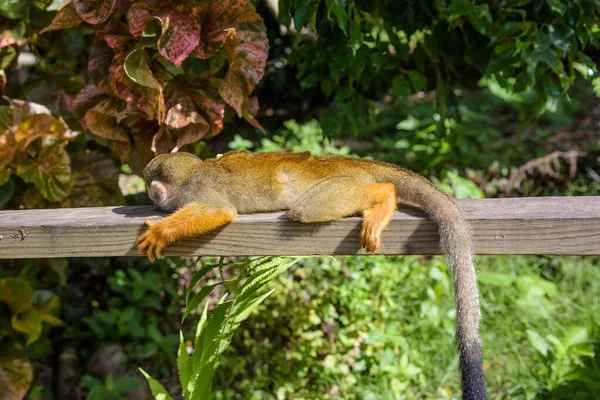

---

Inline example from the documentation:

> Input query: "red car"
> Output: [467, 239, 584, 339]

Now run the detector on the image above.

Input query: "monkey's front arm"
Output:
[137, 204, 237, 261]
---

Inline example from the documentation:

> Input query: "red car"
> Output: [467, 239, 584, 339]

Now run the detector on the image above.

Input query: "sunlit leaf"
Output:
[155, 77, 225, 153]
[40, 3, 83, 34]
[241, 96, 264, 132]
[0, 278, 33, 314]
[562, 326, 589, 349]
[82, 98, 129, 142]
[128, 2, 200, 67]
[124, 48, 161, 89]
[177, 331, 191, 390]
[139, 368, 173, 400]
[0, 45, 17, 68]
[11, 309, 42, 345]
[527, 329, 550, 357]
[0, 133, 18, 171]
[0, 20, 25, 48]
[73, 0, 116, 25]
[0, 348, 33, 400]
[16, 145, 72, 201]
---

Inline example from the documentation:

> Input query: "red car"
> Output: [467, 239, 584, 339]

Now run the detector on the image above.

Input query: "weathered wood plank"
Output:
[0, 197, 598, 259]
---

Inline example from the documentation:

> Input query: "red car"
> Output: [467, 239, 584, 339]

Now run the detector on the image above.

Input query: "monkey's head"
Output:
[143, 152, 202, 209]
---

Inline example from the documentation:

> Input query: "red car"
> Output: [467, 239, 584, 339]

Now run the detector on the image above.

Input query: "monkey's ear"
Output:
[149, 180, 169, 202]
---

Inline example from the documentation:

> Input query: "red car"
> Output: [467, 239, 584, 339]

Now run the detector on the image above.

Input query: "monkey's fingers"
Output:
[144, 219, 154, 227]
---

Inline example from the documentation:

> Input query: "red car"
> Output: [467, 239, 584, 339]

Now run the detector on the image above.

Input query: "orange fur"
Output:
[137, 205, 236, 261]
[360, 183, 397, 253]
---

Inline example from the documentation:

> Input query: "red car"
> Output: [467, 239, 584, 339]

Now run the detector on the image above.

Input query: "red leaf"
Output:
[241, 96, 264, 133]
[164, 98, 202, 129]
[82, 98, 130, 143]
[165, 76, 225, 136]
[220, 71, 244, 116]
[154, 120, 210, 154]
[73, 84, 106, 119]
[126, 3, 151, 36]
[194, 0, 268, 116]
[104, 34, 134, 53]
[40, 3, 83, 34]
[156, 6, 201, 67]
[87, 41, 113, 89]
[73, 0, 117, 25]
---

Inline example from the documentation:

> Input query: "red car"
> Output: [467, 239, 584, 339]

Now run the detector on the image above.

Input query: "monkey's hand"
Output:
[137, 204, 237, 261]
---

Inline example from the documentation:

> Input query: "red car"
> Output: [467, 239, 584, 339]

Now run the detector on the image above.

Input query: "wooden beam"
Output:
[0, 197, 598, 259]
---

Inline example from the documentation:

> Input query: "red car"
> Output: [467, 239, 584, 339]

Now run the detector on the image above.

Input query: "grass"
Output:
[213, 255, 600, 399]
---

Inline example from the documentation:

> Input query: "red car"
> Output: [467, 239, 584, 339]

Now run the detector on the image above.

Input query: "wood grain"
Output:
[0, 197, 598, 259]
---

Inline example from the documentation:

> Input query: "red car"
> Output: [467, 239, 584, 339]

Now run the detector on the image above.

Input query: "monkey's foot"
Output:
[137, 219, 168, 262]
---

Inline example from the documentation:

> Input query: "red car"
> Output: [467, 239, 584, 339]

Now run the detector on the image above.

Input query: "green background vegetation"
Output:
[1, 0, 599, 399]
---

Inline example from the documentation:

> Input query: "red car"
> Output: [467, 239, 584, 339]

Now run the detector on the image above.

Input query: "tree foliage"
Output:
[1, 0, 600, 207]
[277, 0, 600, 135]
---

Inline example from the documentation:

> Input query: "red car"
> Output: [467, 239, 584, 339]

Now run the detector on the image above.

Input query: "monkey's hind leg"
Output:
[289, 179, 397, 253]
[137, 204, 237, 261]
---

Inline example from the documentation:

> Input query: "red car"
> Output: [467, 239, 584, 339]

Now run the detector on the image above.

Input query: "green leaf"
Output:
[562, 326, 589, 349]
[408, 70, 427, 92]
[293, 1, 314, 30]
[477, 272, 515, 287]
[469, 5, 493, 36]
[185, 264, 218, 304]
[527, 329, 550, 357]
[546, 0, 567, 15]
[33, 290, 62, 326]
[0, 0, 29, 19]
[113, 377, 140, 393]
[0, 177, 15, 208]
[391, 76, 412, 99]
[325, 0, 348, 34]
[230, 288, 274, 326]
[139, 368, 173, 400]
[177, 331, 191, 393]
[182, 284, 219, 323]
[448, 0, 473, 20]
[124, 48, 161, 89]
[0, 45, 17, 69]
[491, 22, 522, 42]
[15, 144, 72, 202]
[548, 24, 575, 53]
[11, 309, 42, 345]
[349, 21, 362, 56]
[0, 278, 33, 314]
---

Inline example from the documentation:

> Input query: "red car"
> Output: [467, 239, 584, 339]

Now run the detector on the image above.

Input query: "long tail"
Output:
[380, 167, 486, 400]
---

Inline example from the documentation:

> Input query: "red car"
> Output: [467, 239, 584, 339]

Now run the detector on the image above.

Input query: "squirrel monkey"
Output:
[137, 151, 486, 399]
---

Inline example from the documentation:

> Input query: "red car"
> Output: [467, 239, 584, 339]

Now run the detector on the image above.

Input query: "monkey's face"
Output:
[147, 180, 171, 210]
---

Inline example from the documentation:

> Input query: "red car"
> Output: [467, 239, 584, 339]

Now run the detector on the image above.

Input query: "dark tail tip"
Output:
[460, 345, 486, 400]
